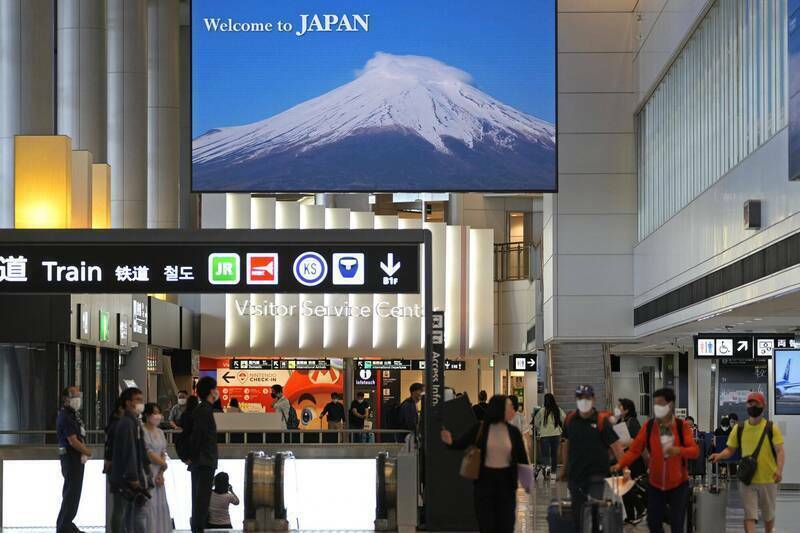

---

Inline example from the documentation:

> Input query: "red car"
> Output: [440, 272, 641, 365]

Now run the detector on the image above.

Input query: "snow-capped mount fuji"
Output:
[193, 53, 555, 191]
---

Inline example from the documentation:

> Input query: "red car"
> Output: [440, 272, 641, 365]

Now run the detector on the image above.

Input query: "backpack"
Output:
[564, 409, 612, 433]
[284, 404, 300, 430]
[386, 402, 403, 430]
[174, 422, 192, 462]
[645, 417, 688, 470]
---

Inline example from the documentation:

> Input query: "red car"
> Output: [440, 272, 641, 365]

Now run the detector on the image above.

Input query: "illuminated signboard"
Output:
[694, 334, 796, 359]
[191, 0, 556, 192]
[0, 230, 421, 294]
[229, 359, 330, 371]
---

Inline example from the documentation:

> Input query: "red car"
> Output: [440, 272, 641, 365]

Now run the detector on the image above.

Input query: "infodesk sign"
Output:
[191, 0, 556, 193]
[0, 230, 421, 294]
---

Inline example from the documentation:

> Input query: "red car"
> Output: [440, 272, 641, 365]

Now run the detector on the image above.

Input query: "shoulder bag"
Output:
[736, 421, 772, 485]
[459, 423, 484, 480]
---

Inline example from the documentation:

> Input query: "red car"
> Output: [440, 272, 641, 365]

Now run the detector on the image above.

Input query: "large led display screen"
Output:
[775, 349, 800, 415]
[191, 0, 556, 192]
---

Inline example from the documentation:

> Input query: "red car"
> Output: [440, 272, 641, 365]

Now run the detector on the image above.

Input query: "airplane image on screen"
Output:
[776, 357, 800, 399]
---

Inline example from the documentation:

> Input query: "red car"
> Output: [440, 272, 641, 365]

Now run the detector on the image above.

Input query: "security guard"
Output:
[56, 386, 93, 533]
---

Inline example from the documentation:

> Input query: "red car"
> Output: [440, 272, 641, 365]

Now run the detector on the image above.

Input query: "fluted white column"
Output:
[225, 193, 250, 354]
[57, 0, 107, 161]
[250, 196, 276, 355]
[0, 0, 54, 227]
[147, 0, 179, 228]
[107, 0, 147, 228]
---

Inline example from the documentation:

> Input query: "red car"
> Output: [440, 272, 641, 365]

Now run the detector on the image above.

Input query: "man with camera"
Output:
[111, 387, 149, 533]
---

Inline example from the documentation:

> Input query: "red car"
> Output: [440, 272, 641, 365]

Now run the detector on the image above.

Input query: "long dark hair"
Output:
[618, 398, 637, 420]
[484, 395, 510, 425]
[214, 472, 230, 494]
[543, 393, 562, 428]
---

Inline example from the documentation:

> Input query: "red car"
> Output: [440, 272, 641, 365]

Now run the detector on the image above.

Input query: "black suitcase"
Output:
[581, 499, 624, 532]
[547, 498, 576, 532]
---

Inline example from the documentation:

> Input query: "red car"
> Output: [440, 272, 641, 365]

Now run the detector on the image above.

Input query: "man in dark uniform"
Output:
[56, 386, 93, 533]
[190, 377, 219, 533]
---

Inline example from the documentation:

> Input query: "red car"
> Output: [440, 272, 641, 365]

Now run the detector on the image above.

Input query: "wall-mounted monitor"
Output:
[775, 349, 800, 415]
[191, 0, 556, 192]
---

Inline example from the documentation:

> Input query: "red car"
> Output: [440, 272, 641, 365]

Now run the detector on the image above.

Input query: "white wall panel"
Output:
[558, 94, 635, 134]
[298, 205, 325, 354]
[323, 208, 350, 353]
[425, 222, 447, 311]
[468, 229, 494, 355]
[397, 218, 422, 355]
[372, 215, 398, 355]
[558, 13, 636, 53]
[558, 53, 634, 93]
[445, 225, 464, 356]
[346, 211, 375, 355]
[224, 193, 251, 354]
[250, 196, 276, 355]
[275, 202, 300, 355]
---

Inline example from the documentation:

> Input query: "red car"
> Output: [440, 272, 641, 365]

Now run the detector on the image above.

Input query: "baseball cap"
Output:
[575, 384, 595, 397]
[746, 391, 766, 406]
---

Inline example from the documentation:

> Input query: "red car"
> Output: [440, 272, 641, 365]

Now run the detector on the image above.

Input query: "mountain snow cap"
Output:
[357, 52, 473, 85]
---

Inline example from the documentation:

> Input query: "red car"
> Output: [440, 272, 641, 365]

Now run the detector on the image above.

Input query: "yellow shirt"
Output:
[727, 419, 784, 484]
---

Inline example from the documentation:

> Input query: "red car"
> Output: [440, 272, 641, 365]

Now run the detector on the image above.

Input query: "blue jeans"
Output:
[540, 436, 560, 468]
[123, 497, 147, 533]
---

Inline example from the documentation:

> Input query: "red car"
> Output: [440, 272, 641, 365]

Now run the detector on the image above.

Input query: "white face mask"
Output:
[653, 404, 671, 419]
[613, 407, 622, 418]
[177, 398, 187, 406]
[150, 414, 163, 426]
[576, 399, 592, 413]
[69, 397, 82, 411]
[134, 403, 145, 415]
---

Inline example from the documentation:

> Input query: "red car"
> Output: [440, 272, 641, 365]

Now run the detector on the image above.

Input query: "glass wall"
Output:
[637, 0, 788, 239]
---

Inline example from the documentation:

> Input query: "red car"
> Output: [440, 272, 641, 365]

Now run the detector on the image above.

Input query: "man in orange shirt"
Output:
[612, 388, 699, 533]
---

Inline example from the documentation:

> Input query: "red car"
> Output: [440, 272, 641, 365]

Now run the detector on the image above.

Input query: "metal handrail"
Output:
[0, 428, 411, 446]
[494, 241, 537, 281]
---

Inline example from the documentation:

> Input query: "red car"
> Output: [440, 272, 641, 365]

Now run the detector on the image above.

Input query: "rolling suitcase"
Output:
[581, 498, 624, 532]
[689, 475, 727, 532]
[547, 498, 576, 532]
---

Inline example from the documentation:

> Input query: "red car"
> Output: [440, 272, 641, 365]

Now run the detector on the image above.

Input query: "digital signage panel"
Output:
[775, 349, 800, 415]
[191, 0, 556, 192]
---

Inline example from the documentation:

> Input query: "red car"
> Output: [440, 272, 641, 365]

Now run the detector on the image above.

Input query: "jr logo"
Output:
[208, 253, 240, 285]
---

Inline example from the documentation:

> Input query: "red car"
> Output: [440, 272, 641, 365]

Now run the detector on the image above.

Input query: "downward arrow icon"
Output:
[380, 253, 401, 276]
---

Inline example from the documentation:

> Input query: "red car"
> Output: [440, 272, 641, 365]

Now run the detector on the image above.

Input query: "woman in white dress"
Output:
[143, 403, 172, 532]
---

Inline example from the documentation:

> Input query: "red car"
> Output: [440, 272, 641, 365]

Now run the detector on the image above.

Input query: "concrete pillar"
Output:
[147, 0, 179, 228]
[107, 0, 147, 228]
[57, 0, 107, 161]
[0, 0, 55, 228]
[178, 9, 197, 229]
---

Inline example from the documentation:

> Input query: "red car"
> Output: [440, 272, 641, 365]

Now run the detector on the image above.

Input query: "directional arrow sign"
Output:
[527, 359, 536, 369]
[380, 253, 401, 276]
[737, 340, 749, 352]
[222, 371, 235, 384]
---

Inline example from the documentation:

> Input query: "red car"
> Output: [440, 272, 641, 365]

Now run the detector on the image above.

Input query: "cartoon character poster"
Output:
[199, 357, 344, 429]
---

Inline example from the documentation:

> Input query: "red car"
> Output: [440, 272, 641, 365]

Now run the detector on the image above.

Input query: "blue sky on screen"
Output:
[192, 0, 555, 137]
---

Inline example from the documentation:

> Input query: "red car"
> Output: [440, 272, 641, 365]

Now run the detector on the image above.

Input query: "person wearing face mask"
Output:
[615, 398, 646, 524]
[189, 377, 220, 533]
[612, 387, 698, 533]
[56, 386, 93, 533]
[169, 390, 189, 429]
[441, 395, 529, 533]
[711, 392, 785, 533]
[561, 385, 625, 530]
[713, 415, 733, 478]
[110, 387, 149, 533]
[142, 403, 171, 532]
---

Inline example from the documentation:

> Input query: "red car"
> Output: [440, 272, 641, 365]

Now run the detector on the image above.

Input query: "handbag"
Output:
[736, 421, 772, 485]
[459, 423, 484, 480]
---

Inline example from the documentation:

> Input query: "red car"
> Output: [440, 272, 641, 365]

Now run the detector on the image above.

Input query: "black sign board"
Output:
[0, 229, 422, 294]
[357, 359, 413, 371]
[695, 334, 795, 359]
[412, 359, 465, 371]
[229, 359, 330, 371]
[429, 310, 445, 408]
[511, 353, 538, 372]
